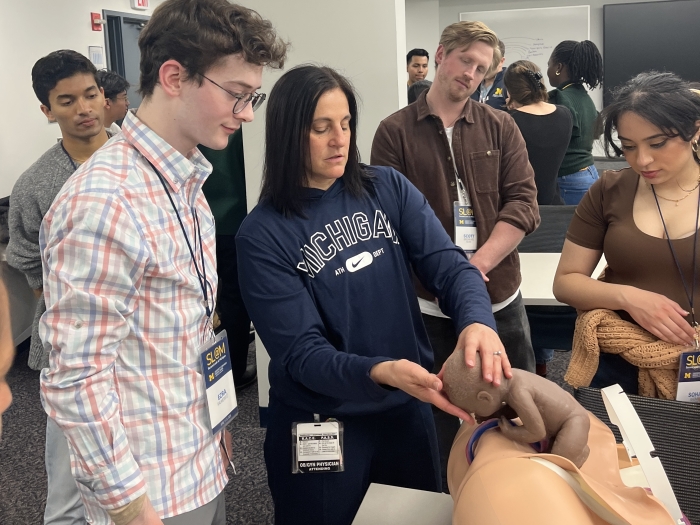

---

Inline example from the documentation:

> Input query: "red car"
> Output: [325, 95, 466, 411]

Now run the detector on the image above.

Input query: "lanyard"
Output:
[455, 175, 468, 206]
[147, 160, 212, 319]
[651, 185, 700, 343]
[60, 142, 79, 171]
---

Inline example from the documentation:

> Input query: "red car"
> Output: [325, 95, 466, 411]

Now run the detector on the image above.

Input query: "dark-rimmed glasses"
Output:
[200, 74, 266, 114]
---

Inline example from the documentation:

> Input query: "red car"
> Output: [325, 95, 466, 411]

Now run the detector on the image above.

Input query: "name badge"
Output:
[292, 421, 344, 474]
[454, 202, 477, 255]
[199, 330, 238, 434]
[676, 350, 700, 402]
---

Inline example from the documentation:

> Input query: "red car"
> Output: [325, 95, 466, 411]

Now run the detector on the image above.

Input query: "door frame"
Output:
[103, 10, 150, 78]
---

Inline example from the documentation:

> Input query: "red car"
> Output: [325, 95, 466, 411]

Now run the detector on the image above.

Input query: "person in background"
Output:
[200, 129, 257, 390]
[96, 69, 130, 134]
[406, 48, 429, 88]
[39, 1, 287, 523]
[504, 60, 573, 378]
[237, 65, 508, 525]
[504, 60, 572, 205]
[0, 276, 16, 442]
[371, 21, 539, 492]
[547, 40, 603, 205]
[8, 49, 112, 525]
[408, 79, 432, 104]
[470, 39, 507, 111]
[554, 72, 700, 395]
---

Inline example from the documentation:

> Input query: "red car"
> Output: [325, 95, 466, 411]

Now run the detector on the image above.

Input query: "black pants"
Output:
[264, 396, 441, 525]
[423, 291, 535, 491]
[215, 234, 251, 379]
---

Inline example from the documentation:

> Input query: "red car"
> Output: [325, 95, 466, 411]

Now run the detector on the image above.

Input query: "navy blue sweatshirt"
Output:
[236, 166, 496, 415]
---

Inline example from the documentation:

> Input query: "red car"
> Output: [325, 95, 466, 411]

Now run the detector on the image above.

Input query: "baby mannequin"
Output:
[443, 348, 590, 467]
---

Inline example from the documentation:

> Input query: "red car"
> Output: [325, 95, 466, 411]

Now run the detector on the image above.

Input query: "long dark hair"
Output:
[260, 65, 373, 217]
[551, 40, 603, 90]
[602, 71, 700, 159]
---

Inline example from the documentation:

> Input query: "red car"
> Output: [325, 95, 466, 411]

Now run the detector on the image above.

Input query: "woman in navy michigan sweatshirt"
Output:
[236, 65, 510, 525]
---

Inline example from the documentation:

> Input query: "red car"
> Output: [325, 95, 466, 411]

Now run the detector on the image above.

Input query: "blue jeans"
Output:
[44, 417, 84, 525]
[558, 165, 599, 205]
[535, 347, 555, 365]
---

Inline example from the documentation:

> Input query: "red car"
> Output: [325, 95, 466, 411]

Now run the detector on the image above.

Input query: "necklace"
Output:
[677, 173, 700, 193]
[647, 181, 698, 206]
[651, 185, 700, 348]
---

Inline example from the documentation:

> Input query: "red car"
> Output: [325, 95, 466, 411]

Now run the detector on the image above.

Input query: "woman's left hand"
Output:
[370, 360, 474, 423]
[456, 323, 512, 386]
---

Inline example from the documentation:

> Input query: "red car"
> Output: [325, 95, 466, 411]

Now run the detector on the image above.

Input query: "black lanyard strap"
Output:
[651, 184, 700, 329]
[147, 160, 212, 318]
[61, 142, 79, 171]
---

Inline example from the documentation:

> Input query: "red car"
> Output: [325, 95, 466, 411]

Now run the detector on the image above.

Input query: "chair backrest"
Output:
[518, 205, 577, 253]
[574, 387, 700, 525]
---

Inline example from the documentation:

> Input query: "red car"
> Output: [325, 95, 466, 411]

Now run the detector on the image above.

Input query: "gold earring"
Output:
[556, 71, 561, 76]
[692, 139, 699, 153]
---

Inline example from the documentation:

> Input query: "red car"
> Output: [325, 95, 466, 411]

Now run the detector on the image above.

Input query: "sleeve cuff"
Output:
[363, 357, 397, 400]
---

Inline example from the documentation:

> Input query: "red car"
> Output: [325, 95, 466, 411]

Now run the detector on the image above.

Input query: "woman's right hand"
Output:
[369, 360, 474, 423]
[621, 286, 696, 346]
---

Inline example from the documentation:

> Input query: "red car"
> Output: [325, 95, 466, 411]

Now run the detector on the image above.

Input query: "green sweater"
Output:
[549, 83, 598, 176]
[200, 129, 247, 236]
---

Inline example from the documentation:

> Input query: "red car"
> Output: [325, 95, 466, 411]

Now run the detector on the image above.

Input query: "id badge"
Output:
[454, 202, 477, 256]
[676, 350, 700, 402]
[199, 330, 238, 435]
[292, 421, 344, 473]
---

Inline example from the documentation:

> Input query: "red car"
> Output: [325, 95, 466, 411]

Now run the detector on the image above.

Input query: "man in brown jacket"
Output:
[371, 20, 540, 491]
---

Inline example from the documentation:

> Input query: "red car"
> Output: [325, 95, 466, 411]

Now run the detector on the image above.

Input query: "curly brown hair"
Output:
[138, 0, 288, 97]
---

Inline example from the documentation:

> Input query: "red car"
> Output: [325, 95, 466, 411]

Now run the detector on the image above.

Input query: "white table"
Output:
[351, 483, 453, 525]
[519, 252, 607, 306]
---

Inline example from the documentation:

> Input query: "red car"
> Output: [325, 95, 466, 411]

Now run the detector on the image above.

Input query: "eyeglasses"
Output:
[200, 74, 266, 114]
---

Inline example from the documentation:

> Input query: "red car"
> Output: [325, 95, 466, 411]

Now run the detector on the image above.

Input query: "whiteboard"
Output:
[459, 6, 590, 90]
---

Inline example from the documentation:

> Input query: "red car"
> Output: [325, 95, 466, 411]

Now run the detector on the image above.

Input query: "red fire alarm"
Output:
[91, 12, 105, 31]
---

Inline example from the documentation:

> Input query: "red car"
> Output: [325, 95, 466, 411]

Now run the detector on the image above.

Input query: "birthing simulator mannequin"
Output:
[443, 349, 678, 525]
[443, 349, 590, 467]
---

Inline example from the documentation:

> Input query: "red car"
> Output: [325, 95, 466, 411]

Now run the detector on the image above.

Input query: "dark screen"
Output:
[603, 0, 700, 106]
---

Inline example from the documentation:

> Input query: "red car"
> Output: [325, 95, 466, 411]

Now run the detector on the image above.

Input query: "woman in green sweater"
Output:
[547, 40, 603, 205]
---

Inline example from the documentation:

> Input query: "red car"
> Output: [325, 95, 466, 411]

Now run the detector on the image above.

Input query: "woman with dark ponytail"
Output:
[504, 60, 573, 206]
[547, 40, 603, 204]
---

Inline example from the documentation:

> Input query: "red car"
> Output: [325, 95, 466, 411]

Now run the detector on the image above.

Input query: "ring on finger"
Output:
[493, 351, 502, 356]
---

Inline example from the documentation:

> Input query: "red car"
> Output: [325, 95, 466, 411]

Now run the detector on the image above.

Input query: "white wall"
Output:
[0, 0, 166, 198]
[405, 0, 441, 83]
[238, 0, 408, 409]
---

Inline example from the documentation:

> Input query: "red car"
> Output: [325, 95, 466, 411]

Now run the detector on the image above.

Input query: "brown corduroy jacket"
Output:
[370, 92, 540, 304]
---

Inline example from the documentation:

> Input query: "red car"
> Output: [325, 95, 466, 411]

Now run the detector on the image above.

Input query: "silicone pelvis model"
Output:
[443, 348, 591, 467]
[444, 350, 677, 525]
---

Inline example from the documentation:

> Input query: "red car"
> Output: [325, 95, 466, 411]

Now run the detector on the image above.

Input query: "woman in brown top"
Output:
[553, 72, 700, 394]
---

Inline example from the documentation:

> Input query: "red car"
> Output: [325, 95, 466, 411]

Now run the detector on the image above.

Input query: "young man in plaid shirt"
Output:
[39, 1, 287, 523]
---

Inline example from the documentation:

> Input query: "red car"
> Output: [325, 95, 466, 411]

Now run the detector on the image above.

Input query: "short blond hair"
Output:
[439, 21, 501, 75]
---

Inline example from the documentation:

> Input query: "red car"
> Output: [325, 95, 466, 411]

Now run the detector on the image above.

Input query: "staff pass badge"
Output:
[292, 421, 344, 474]
[199, 330, 238, 434]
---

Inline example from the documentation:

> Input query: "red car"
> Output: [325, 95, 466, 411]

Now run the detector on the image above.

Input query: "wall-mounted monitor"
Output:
[603, 0, 700, 106]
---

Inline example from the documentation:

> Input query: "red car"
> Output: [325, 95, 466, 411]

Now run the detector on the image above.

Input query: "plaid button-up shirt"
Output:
[39, 110, 226, 522]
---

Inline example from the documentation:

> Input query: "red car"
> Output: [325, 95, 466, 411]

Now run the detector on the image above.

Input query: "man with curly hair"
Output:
[38, 1, 287, 523]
